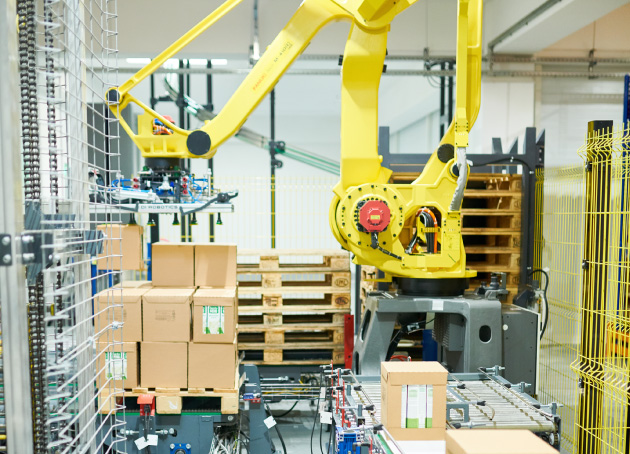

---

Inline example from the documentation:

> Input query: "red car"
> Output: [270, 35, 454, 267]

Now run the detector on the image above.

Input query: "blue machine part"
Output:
[336, 426, 361, 454]
[170, 443, 191, 454]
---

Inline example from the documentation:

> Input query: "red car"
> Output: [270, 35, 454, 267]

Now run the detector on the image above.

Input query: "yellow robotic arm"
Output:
[107, 0, 483, 283]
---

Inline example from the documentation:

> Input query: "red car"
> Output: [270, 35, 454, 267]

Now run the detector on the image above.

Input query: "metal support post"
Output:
[270, 89, 277, 248]
[576, 120, 613, 454]
[0, 0, 35, 451]
[207, 59, 215, 241]
[178, 59, 189, 241]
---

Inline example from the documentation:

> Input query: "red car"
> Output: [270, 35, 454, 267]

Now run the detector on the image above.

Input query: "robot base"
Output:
[353, 292, 503, 376]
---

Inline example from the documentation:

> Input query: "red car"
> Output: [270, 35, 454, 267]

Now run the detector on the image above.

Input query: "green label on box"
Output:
[105, 352, 127, 380]
[203, 306, 225, 334]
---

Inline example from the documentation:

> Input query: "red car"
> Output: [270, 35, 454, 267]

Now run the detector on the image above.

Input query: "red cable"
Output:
[389, 355, 411, 362]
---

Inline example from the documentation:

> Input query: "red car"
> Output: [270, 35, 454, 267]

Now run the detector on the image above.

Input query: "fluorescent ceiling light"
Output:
[189, 58, 228, 66]
[126, 57, 150, 65]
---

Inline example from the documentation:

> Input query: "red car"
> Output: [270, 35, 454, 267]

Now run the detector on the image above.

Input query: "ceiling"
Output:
[117, 0, 630, 60]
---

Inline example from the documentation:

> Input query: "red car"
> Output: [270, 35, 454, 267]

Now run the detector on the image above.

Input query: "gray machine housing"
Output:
[353, 292, 539, 391]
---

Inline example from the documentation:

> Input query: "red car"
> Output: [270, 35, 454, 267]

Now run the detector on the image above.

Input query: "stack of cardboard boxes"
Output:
[95, 243, 238, 391]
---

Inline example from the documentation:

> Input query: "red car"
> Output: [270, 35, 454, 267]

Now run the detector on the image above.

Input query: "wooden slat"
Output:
[238, 265, 349, 273]
[238, 322, 344, 332]
[239, 286, 349, 295]
[462, 228, 520, 234]
[461, 209, 521, 215]
[238, 249, 349, 257]
[239, 342, 343, 350]
[464, 190, 521, 197]
[468, 263, 520, 272]
[238, 305, 351, 314]
[465, 246, 520, 254]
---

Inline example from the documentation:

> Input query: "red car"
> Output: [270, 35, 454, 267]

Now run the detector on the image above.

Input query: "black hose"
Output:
[529, 269, 550, 339]
[270, 400, 299, 418]
[265, 403, 288, 454]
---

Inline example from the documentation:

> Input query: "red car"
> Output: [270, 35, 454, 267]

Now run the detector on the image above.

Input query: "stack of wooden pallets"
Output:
[236, 249, 351, 365]
[463, 173, 522, 297]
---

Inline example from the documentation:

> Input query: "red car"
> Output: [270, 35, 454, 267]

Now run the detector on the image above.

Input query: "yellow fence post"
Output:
[576, 120, 613, 454]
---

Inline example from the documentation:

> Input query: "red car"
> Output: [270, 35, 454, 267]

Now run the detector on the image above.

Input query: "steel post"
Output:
[0, 0, 35, 451]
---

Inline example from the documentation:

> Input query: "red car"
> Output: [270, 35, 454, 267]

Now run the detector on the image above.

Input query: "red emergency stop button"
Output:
[358, 200, 391, 233]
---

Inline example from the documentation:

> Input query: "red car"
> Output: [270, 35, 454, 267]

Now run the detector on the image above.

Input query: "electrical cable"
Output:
[265, 403, 288, 454]
[270, 400, 299, 418]
[529, 269, 550, 339]
[371, 232, 402, 260]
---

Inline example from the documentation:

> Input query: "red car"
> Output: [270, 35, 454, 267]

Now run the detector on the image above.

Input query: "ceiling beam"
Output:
[489, 0, 629, 54]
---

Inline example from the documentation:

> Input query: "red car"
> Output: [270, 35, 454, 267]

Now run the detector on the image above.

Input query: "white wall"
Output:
[538, 78, 626, 168]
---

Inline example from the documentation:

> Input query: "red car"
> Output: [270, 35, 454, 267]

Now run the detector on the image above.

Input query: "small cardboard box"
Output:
[142, 288, 194, 342]
[381, 361, 448, 441]
[188, 341, 237, 389]
[95, 288, 147, 342]
[194, 244, 237, 287]
[96, 342, 139, 389]
[152, 243, 195, 287]
[97, 224, 144, 271]
[156, 396, 183, 414]
[446, 430, 558, 454]
[192, 287, 237, 343]
[141, 342, 188, 388]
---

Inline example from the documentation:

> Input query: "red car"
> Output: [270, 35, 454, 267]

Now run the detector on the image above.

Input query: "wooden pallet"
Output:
[99, 367, 243, 415]
[241, 346, 345, 365]
[238, 271, 351, 289]
[239, 312, 347, 326]
[237, 249, 350, 272]
[239, 325, 345, 345]
[238, 286, 351, 309]
[99, 384, 241, 415]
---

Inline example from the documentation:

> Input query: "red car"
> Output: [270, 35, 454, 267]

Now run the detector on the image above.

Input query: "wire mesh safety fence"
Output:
[535, 164, 585, 453]
[13, 0, 126, 452]
[536, 123, 630, 454]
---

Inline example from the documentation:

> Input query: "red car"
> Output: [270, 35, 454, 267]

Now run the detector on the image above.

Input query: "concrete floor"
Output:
[265, 400, 329, 454]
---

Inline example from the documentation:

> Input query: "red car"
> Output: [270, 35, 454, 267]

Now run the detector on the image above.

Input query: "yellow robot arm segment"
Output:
[107, 0, 417, 161]
[330, 0, 483, 280]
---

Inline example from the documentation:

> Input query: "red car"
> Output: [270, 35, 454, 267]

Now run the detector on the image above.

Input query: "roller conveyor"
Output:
[333, 367, 561, 453]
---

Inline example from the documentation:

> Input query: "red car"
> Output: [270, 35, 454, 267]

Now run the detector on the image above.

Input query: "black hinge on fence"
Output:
[0, 234, 12, 266]
[0, 233, 42, 267]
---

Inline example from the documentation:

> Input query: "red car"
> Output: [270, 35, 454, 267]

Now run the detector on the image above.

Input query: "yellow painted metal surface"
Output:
[108, 0, 484, 279]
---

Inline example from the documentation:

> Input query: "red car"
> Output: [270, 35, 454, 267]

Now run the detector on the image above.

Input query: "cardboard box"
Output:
[142, 288, 194, 342]
[152, 243, 195, 287]
[192, 287, 237, 343]
[95, 288, 147, 342]
[141, 342, 188, 388]
[114, 280, 152, 289]
[97, 224, 144, 271]
[381, 361, 448, 441]
[195, 244, 237, 287]
[188, 341, 237, 389]
[96, 342, 139, 389]
[446, 430, 557, 454]
[156, 396, 182, 414]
